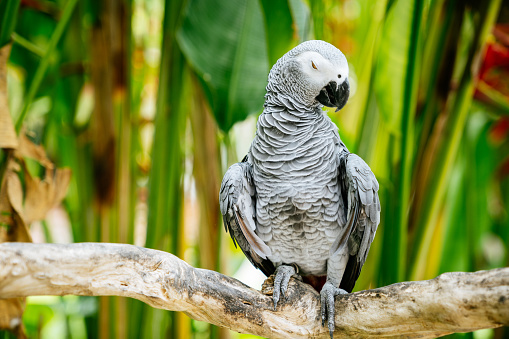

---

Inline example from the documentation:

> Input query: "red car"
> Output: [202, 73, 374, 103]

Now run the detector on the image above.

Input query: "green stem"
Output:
[0, 0, 20, 47]
[397, 0, 424, 282]
[15, 0, 78, 132]
[310, 0, 324, 40]
[144, 0, 188, 337]
[11, 33, 45, 57]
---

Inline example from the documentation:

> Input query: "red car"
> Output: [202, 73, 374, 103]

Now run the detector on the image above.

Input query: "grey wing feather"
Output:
[332, 151, 380, 292]
[219, 160, 275, 276]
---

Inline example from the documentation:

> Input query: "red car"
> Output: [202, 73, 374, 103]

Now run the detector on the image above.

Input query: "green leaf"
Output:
[410, 0, 502, 281]
[309, 0, 324, 40]
[0, 0, 20, 47]
[144, 0, 189, 337]
[15, 0, 78, 132]
[259, 0, 295, 65]
[375, 0, 425, 285]
[288, 0, 311, 42]
[374, 0, 414, 134]
[177, 0, 269, 132]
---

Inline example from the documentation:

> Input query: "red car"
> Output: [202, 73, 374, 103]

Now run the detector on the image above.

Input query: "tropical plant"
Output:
[0, 0, 507, 338]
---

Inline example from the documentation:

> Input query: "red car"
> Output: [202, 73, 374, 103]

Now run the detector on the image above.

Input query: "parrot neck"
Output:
[263, 90, 319, 118]
[255, 89, 337, 151]
[251, 101, 338, 179]
[256, 100, 332, 141]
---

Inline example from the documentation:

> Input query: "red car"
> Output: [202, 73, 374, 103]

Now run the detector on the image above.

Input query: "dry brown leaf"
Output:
[23, 162, 72, 224]
[0, 162, 28, 337]
[0, 44, 70, 338]
[0, 43, 27, 339]
[0, 173, 13, 242]
[16, 133, 54, 169]
[3, 135, 72, 225]
[0, 44, 18, 149]
[6, 170, 23, 218]
[53, 168, 72, 207]
[0, 158, 30, 243]
[0, 138, 72, 229]
[3, 161, 31, 243]
[0, 299, 27, 338]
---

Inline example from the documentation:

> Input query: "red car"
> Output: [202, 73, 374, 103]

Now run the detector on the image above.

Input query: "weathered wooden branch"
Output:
[0, 242, 507, 338]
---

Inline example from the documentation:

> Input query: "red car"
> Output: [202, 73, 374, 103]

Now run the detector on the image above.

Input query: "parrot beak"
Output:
[315, 78, 350, 112]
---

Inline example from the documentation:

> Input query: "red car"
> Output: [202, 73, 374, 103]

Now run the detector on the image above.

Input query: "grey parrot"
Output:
[219, 40, 380, 338]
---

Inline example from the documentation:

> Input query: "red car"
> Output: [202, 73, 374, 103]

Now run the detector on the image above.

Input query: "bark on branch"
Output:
[0, 242, 507, 338]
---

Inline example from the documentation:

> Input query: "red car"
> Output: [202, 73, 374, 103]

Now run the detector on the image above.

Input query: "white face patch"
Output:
[266, 41, 350, 108]
[295, 51, 349, 89]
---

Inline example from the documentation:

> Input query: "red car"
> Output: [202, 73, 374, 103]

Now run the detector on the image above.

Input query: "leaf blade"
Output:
[177, 0, 269, 132]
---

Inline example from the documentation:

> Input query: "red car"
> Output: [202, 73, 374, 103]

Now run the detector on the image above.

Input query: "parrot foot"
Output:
[272, 264, 299, 311]
[320, 281, 348, 339]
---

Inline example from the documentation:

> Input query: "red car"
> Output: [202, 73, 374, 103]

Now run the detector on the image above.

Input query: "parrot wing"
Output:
[331, 151, 380, 292]
[219, 158, 275, 276]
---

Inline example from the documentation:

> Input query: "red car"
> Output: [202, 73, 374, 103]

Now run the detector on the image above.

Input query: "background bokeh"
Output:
[0, 0, 508, 338]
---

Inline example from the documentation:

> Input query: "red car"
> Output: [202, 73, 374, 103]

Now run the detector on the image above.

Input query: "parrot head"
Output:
[267, 40, 350, 112]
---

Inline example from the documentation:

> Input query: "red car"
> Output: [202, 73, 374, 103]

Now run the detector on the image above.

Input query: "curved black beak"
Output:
[315, 79, 350, 112]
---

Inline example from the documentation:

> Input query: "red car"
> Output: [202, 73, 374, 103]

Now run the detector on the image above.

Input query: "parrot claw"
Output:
[272, 265, 297, 310]
[320, 282, 347, 339]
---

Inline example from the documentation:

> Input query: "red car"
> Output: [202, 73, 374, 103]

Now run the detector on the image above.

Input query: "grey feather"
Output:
[220, 161, 274, 276]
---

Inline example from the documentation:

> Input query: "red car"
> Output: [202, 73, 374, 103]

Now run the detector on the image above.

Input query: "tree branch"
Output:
[0, 242, 507, 338]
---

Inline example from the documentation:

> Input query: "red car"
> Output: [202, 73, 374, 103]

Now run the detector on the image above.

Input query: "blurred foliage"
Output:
[0, 0, 508, 338]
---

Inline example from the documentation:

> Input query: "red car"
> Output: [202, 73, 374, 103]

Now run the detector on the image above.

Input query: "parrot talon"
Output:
[272, 265, 297, 310]
[320, 282, 348, 339]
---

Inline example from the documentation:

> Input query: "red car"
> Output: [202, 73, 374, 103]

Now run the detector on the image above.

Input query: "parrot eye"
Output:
[311, 61, 317, 70]
[338, 74, 342, 79]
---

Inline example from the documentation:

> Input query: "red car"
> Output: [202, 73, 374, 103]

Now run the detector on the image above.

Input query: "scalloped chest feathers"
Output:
[248, 111, 345, 275]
